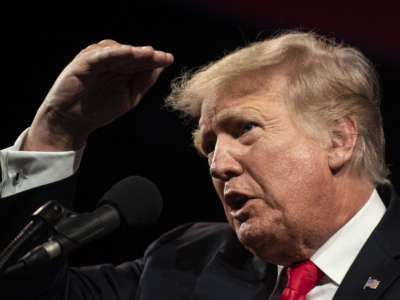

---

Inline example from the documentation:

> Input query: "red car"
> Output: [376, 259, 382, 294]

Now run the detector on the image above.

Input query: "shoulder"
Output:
[141, 222, 238, 271]
[145, 222, 234, 255]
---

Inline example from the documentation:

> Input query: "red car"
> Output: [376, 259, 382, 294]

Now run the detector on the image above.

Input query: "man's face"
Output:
[197, 73, 345, 265]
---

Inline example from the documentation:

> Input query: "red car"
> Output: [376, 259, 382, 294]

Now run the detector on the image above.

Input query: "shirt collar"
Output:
[310, 189, 386, 285]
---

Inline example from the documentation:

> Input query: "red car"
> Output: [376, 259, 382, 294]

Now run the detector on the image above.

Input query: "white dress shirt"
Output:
[269, 189, 386, 299]
[0, 130, 387, 299]
[0, 129, 84, 198]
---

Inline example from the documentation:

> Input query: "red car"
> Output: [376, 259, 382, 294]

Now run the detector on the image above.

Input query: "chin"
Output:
[234, 220, 305, 265]
[235, 221, 272, 253]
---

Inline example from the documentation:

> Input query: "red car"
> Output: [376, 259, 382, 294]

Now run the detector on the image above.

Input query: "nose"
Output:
[209, 136, 243, 181]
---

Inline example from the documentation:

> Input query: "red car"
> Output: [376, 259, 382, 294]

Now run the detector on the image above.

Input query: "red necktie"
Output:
[280, 260, 324, 300]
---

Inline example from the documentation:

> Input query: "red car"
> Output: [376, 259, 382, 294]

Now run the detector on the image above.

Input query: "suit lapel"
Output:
[333, 185, 400, 299]
[333, 239, 399, 299]
[360, 260, 400, 300]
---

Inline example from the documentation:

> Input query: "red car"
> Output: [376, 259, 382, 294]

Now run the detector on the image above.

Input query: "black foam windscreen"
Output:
[97, 176, 163, 226]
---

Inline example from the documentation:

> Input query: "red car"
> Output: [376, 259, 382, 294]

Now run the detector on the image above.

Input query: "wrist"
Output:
[22, 104, 88, 151]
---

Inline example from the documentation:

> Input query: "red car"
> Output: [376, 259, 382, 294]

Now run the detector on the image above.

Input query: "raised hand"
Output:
[23, 39, 174, 151]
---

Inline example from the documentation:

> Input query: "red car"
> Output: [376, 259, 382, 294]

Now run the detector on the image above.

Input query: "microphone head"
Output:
[98, 176, 163, 227]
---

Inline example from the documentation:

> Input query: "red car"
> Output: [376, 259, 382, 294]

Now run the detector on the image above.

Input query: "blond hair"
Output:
[165, 30, 390, 185]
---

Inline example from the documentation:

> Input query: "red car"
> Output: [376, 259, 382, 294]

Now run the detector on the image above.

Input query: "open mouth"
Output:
[225, 193, 251, 212]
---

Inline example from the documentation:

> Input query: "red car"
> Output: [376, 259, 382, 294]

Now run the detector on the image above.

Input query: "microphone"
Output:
[5, 176, 163, 275]
[0, 200, 65, 273]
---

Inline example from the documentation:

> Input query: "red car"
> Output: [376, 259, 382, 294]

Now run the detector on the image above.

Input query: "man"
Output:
[0, 32, 399, 299]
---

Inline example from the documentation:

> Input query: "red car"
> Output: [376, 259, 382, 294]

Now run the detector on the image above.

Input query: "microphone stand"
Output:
[0, 200, 66, 276]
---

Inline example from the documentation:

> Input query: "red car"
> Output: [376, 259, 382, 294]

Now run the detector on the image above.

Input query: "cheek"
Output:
[246, 138, 331, 209]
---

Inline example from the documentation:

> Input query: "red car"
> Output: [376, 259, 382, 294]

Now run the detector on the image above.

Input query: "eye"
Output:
[243, 122, 255, 131]
[239, 122, 257, 135]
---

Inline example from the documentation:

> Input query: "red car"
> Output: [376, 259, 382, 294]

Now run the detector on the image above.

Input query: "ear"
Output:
[328, 116, 358, 173]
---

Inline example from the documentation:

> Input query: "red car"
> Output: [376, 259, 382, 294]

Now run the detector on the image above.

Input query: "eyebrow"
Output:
[215, 106, 270, 126]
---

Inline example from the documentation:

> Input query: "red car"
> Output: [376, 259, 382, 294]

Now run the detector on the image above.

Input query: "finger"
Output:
[113, 48, 174, 72]
[152, 50, 174, 66]
[78, 40, 126, 56]
[97, 39, 120, 47]
[114, 47, 174, 71]
[82, 45, 173, 73]
[79, 43, 99, 55]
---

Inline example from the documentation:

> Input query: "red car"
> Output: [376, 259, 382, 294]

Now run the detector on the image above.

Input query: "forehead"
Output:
[199, 72, 288, 129]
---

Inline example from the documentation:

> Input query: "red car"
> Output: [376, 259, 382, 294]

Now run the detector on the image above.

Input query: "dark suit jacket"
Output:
[1, 176, 399, 300]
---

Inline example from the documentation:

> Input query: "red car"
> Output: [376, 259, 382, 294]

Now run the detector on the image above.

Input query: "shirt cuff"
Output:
[0, 128, 84, 198]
